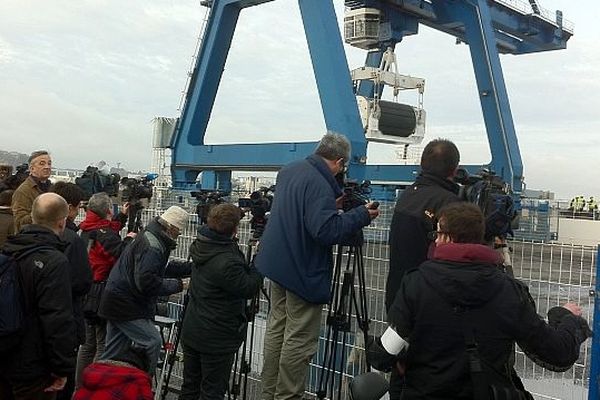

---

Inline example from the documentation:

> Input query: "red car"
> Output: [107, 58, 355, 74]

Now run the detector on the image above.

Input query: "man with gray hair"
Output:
[74, 192, 134, 389]
[256, 132, 379, 400]
[0, 193, 76, 399]
[12, 150, 53, 232]
[98, 206, 193, 375]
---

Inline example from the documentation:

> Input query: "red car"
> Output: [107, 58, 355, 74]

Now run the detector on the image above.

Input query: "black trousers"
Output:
[388, 368, 404, 400]
[179, 344, 235, 400]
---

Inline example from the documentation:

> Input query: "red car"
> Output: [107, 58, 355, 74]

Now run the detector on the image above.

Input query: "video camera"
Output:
[75, 166, 121, 199]
[121, 174, 156, 204]
[340, 180, 374, 212]
[238, 185, 274, 239]
[192, 189, 228, 225]
[454, 168, 517, 241]
[0, 163, 29, 192]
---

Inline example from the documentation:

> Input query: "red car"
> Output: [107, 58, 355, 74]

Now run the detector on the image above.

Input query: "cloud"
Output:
[0, 0, 597, 200]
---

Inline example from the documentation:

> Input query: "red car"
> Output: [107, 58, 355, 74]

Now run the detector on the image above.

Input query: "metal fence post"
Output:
[589, 245, 600, 400]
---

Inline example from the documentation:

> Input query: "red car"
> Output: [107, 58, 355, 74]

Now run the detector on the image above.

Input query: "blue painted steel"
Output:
[297, 0, 367, 180]
[170, 0, 571, 194]
[590, 245, 600, 400]
[438, 0, 523, 193]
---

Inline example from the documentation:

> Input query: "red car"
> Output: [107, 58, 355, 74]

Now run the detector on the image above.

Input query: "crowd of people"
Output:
[0, 136, 592, 400]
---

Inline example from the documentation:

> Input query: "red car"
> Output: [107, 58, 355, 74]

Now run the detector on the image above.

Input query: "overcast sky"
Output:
[0, 0, 598, 199]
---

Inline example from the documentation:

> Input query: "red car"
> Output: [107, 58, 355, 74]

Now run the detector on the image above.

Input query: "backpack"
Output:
[0, 247, 53, 353]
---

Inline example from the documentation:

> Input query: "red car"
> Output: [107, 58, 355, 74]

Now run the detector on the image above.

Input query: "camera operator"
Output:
[385, 139, 461, 398]
[179, 204, 263, 400]
[12, 150, 53, 232]
[256, 132, 379, 400]
[369, 202, 592, 400]
[98, 206, 193, 375]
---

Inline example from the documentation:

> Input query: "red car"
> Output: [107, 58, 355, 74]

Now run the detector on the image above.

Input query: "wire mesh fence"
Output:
[132, 195, 596, 400]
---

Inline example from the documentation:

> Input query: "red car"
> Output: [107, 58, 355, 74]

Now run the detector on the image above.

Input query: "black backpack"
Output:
[0, 247, 52, 353]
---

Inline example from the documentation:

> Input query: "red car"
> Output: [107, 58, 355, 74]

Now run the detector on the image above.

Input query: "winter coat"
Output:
[1, 225, 76, 382]
[387, 242, 591, 400]
[98, 219, 192, 321]
[79, 210, 132, 282]
[386, 172, 460, 310]
[62, 219, 93, 344]
[181, 226, 263, 354]
[73, 361, 152, 400]
[255, 155, 371, 304]
[11, 176, 47, 232]
[0, 206, 14, 248]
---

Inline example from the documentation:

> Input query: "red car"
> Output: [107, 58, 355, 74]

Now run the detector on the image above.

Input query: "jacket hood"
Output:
[2, 225, 66, 257]
[80, 210, 120, 232]
[190, 225, 237, 265]
[420, 243, 504, 307]
[76, 362, 152, 399]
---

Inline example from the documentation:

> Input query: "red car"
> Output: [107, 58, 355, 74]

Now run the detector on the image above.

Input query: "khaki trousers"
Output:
[261, 282, 323, 400]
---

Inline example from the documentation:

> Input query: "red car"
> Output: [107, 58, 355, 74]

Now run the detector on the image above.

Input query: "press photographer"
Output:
[256, 131, 379, 400]
[369, 202, 591, 400]
[120, 174, 156, 233]
[0, 163, 28, 192]
[191, 189, 227, 225]
[238, 185, 274, 238]
[179, 203, 263, 400]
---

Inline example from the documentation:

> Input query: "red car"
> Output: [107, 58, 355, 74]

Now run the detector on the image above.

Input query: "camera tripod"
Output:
[229, 236, 270, 400]
[317, 236, 371, 400]
[157, 292, 189, 400]
[127, 201, 144, 233]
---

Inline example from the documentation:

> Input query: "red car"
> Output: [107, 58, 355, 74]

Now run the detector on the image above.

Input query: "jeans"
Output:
[260, 282, 323, 400]
[178, 345, 235, 400]
[101, 318, 161, 375]
[75, 319, 106, 388]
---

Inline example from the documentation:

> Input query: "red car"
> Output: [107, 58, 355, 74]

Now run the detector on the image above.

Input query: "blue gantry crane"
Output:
[168, 0, 573, 199]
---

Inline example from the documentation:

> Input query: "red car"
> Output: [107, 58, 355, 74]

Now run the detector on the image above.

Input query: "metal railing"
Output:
[136, 196, 597, 399]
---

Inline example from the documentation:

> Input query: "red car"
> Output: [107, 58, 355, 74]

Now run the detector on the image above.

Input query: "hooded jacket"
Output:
[387, 243, 590, 400]
[98, 219, 192, 321]
[73, 361, 152, 400]
[255, 155, 371, 304]
[386, 172, 460, 311]
[181, 226, 263, 354]
[79, 209, 131, 282]
[1, 225, 76, 382]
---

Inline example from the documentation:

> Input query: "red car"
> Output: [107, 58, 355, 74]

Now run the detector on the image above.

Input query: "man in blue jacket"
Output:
[256, 132, 379, 400]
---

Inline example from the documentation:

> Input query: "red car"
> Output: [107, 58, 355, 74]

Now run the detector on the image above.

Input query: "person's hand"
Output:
[365, 202, 380, 220]
[396, 361, 406, 376]
[44, 376, 67, 392]
[182, 278, 190, 291]
[562, 302, 583, 316]
[126, 232, 137, 239]
[336, 194, 346, 210]
[120, 201, 130, 215]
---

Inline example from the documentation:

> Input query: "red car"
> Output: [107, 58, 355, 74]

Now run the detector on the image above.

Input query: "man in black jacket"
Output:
[98, 206, 193, 375]
[369, 203, 591, 400]
[0, 192, 76, 400]
[385, 139, 460, 399]
[179, 203, 263, 400]
[49, 182, 93, 400]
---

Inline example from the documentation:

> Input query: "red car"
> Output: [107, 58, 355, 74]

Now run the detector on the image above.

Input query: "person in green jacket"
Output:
[179, 203, 263, 400]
